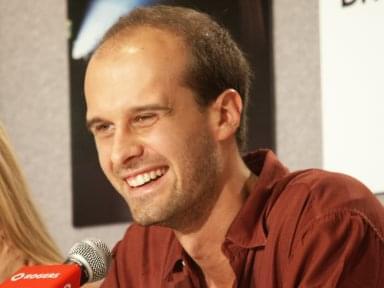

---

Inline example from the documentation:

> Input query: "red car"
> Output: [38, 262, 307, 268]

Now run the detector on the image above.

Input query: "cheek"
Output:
[143, 124, 190, 159]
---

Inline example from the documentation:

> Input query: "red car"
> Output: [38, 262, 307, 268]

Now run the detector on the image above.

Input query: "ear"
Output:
[209, 89, 243, 142]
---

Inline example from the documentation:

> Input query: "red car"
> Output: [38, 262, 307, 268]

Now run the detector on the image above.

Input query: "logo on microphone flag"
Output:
[1, 265, 81, 288]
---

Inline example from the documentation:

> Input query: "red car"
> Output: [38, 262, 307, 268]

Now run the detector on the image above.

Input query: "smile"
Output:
[126, 168, 167, 188]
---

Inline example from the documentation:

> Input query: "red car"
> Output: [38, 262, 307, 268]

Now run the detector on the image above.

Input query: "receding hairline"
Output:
[88, 25, 197, 97]
[92, 24, 189, 61]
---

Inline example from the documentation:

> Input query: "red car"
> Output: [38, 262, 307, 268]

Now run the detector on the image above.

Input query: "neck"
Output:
[0, 241, 28, 283]
[174, 149, 256, 287]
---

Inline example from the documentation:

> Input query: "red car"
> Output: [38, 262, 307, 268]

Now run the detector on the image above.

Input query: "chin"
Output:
[131, 211, 163, 226]
[132, 209, 177, 227]
[134, 217, 164, 227]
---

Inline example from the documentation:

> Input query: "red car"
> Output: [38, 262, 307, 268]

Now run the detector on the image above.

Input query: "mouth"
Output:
[125, 167, 168, 188]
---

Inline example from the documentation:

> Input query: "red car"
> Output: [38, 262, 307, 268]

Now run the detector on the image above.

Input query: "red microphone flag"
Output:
[0, 264, 81, 288]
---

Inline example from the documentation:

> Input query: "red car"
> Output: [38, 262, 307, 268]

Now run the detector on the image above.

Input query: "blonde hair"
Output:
[0, 123, 62, 264]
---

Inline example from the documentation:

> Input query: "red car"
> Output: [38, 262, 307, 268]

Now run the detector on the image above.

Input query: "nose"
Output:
[110, 127, 143, 169]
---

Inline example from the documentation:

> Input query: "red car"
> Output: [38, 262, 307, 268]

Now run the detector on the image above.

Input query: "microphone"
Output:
[65, 238, 112, 284]
[0, 238, 111, 288]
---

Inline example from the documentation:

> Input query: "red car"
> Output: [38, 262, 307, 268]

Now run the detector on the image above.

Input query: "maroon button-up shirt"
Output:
[101, 150, 384, 287]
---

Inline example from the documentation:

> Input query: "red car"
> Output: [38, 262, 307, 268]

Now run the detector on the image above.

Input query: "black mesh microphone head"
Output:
[66, 238, 112, 283]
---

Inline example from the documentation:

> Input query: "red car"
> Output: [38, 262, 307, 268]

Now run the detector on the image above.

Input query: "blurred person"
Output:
[0, 123, 104, 287]
[0, 122, 62, 282]
[84, 5, 384, 288]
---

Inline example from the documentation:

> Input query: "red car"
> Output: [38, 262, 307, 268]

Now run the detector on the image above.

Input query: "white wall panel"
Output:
[320, 0, 384, 193]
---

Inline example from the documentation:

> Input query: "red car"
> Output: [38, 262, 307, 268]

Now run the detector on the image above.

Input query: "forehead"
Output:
[93, 26, 188, 68]
[84, 27, 194, 116]
[86, 26, 188, 87]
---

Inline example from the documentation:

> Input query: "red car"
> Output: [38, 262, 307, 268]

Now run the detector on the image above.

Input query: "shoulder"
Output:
[263, 170, 384, 282]
[265, 169, 384, 244]
[269, 169, 380, 215]
[290, 169, 371, 197]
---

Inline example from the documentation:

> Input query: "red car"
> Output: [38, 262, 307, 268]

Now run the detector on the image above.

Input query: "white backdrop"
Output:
[320, 0, 384, 193]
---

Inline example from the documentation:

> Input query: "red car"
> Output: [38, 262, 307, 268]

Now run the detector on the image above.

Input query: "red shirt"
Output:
[101, 150, 384, 287]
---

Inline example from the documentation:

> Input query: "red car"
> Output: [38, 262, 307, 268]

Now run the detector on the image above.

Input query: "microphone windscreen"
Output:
[66, 238, 112, 283]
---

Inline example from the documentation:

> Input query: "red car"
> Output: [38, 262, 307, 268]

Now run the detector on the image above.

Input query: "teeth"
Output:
[127, 168, 166, 188]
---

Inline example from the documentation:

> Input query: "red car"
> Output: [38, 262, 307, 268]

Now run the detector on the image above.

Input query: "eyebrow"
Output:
[130, 104, 172, 114]
[86, 104, 173, 131]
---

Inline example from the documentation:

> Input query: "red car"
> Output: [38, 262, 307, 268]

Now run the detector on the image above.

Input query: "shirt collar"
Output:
[225, 149, 289, 248]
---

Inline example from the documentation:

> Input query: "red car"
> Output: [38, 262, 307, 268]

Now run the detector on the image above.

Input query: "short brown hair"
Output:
[98, 5, 252, 149]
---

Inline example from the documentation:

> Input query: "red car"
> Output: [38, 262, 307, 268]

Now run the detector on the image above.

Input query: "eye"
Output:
[92, 122, 114, 137]
[132, 113, 158, 128]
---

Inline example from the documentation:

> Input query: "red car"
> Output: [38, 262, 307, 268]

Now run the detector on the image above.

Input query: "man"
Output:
[84, 5, 384, 288]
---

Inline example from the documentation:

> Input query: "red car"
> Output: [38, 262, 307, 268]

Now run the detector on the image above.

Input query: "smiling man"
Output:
[85, 26, 226, 231]
[84, 5, 384, 288]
